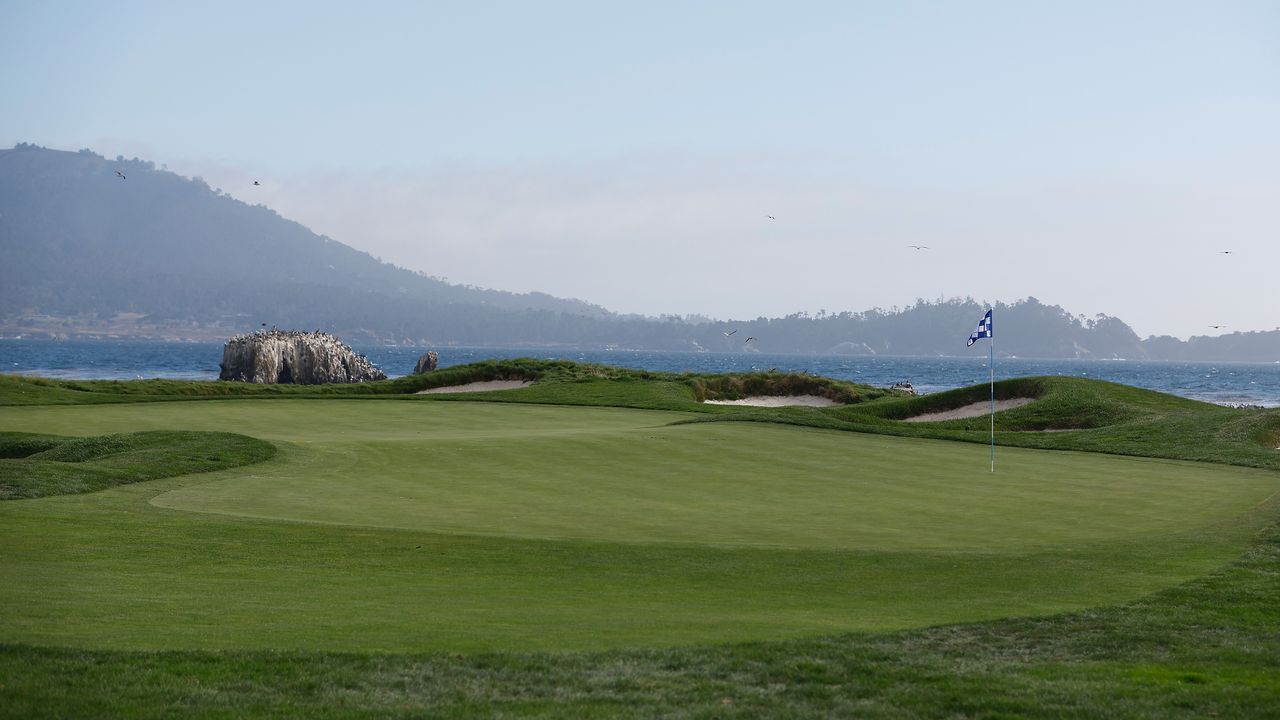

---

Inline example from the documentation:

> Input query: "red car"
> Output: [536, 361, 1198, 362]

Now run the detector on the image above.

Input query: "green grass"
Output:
[2, 525, 1277, 718]
[1, 362, 1279, 717]
[1, 398, 1276, 655]
[0, 430, 275, 499]
[0, 392, 1274, 655]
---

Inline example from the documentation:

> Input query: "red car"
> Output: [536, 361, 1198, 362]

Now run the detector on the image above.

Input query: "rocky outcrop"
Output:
[219, 329, 386, 384]
[890, 381, 918, 395]
[413, 351, 439, 374]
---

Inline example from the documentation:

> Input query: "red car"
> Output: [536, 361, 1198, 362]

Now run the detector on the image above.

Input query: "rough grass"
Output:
[0, 430, 276, 499]
[685, 371, 888, 404]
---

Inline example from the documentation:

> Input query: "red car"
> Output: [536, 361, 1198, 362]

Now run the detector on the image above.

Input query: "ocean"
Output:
[2, 338, 1279, 407]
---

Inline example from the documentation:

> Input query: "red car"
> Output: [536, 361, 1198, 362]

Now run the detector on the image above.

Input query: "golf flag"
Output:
[966, 308, 997, 472]
[967, 310, 993, 347]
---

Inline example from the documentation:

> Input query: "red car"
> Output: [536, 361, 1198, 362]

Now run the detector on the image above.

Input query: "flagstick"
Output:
[989, 312, 995, 473]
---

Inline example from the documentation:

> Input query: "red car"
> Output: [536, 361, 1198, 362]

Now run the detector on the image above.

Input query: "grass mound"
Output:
[0, 359, 897, 409]
[686, 371, 890, 404]
[854, 376, 1206, 430]
[0, 430, 276, 499]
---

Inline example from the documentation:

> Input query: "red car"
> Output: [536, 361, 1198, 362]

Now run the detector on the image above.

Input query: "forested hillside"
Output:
[2, 144, 1277, 360]
[0, 144, 607, 340]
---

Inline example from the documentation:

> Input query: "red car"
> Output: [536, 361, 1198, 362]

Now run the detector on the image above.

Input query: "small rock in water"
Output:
[890, 381, 917, 395]
[413, 351, 439, 374]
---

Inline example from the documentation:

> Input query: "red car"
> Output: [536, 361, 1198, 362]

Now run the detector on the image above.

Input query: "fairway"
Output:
[2, 399, 1278, 653]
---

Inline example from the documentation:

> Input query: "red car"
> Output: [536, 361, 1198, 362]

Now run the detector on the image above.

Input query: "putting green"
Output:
[2, 399, 1278, 653]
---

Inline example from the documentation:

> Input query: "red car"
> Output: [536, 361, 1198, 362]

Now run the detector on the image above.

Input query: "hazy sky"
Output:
[3, 1, 1277, 338]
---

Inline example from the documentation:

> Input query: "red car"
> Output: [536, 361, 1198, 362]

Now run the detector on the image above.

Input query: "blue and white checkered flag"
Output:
[966, 309, 992, 347]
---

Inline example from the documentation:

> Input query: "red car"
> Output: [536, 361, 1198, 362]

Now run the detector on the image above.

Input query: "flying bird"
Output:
[908, 245, 930, 250]
[722, 329, 737, 337]
[767, 215, 775, 220]
[114, 170, 126, 180]
[744, 337, 756, 343]
[1209, 325, 1226, 329]
[1219, 251, 1233, 255]
[253, 180, 261, 186]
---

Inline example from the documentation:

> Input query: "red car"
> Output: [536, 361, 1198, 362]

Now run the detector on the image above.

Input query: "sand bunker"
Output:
[703, 395, 842, 408]
[904, 398, 1035, 422]
[416, 380, 533, 394]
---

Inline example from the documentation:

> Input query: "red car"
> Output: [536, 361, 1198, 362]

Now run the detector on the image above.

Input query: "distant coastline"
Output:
[3, 316, 1278, 364]
[4, 145, 1278, 363]
[3, 338, 1278, 407]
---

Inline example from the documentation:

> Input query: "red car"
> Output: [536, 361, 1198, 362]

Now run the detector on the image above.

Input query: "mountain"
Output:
[0, 143, 609, 343]
[2, 143, 1278, 361]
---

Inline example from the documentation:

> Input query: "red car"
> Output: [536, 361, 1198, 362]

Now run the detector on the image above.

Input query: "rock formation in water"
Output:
[889, 381, 918, 395]
[219, 329, 386, 384]
[413, 351, 439, 374]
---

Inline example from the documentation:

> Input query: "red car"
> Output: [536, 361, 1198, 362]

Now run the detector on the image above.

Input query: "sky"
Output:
[2, 1, 1277, 339]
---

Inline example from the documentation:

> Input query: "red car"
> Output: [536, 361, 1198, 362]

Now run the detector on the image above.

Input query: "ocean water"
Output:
[2, 339, 1279, 407]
